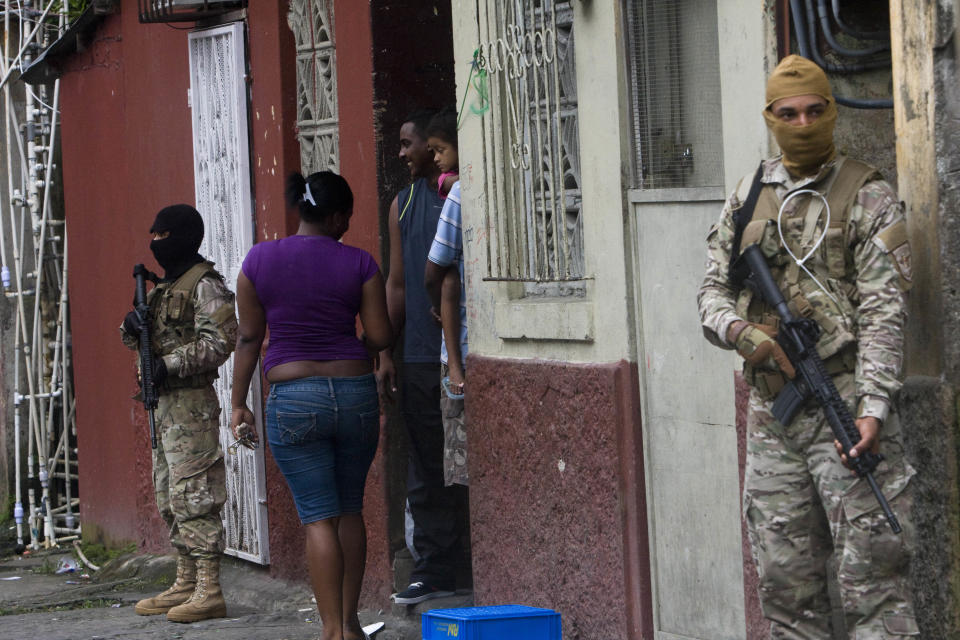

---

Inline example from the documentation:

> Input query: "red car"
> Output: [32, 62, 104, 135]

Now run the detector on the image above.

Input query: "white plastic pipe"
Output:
[1, 1, 76, 551]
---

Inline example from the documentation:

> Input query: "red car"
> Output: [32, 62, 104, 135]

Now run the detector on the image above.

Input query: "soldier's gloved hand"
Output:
[152, 358, 168, 386]
[734, 323, 796, 379]
[122, 310, 143, 336]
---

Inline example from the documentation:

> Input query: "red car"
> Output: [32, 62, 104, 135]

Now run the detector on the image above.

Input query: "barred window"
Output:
[288, 0, 339, 173]
[476, 0, 584, 284]
[626, 0, 724, 190]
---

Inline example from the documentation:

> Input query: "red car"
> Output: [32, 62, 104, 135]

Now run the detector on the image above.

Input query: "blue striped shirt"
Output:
[427, 181, 467, 365]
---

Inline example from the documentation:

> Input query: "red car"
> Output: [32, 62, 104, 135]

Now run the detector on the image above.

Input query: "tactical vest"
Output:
[147, 261, 222, 389]
[733, 156, 880, 395]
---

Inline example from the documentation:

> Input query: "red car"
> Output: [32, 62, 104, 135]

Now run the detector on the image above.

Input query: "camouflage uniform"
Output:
[439, 363, 468, 486]
[122, 262, 237, 559]
[698, 156, 919, 638]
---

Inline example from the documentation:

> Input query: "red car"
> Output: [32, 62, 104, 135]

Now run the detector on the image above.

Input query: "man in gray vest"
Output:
[698, 56, 918, 637]
[120, 204, 237, 623]
[377, 110, 468, 605]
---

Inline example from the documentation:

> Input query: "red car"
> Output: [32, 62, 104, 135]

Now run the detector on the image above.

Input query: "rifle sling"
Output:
[729, 162, 765, 287]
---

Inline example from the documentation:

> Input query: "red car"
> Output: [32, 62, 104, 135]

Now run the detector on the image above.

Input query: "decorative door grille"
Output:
[477, 0, 583, 282]
[188, 22, 269, 565]
[288, 0, 339, 173]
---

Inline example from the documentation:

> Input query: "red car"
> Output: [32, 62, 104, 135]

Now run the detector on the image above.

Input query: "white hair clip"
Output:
[303, 182, 317, 206]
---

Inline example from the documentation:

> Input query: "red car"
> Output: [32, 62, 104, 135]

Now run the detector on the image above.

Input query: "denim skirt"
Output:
[266, 374, 379, 523]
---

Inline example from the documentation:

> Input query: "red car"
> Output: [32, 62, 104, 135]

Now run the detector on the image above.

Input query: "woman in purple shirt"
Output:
[230, 171, 391, 640]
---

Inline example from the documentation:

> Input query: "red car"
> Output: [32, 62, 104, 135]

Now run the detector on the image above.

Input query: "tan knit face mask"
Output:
[763, 102, 837, 176]
[763, 55, 837, 176]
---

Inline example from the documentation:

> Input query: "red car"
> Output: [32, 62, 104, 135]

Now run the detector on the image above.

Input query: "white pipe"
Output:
[0, 0, 77, 553]
[0, 0, 58, 94]
[72, 540, 99, 571]
[6, 12, 46, 542]
[60, 227, 74, 529]
[48, 498, 79, 514]
[17, 0, 48, 548]
[2, 1, 74, 550]
[38, 78, 61, 463]
[5, 0, 25, 554]
[0, 2, 9, 284]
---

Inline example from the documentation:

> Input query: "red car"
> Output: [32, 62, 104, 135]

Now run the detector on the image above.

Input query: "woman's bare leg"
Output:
[339, 513, 367, 639]
[306, 517, 344, 640]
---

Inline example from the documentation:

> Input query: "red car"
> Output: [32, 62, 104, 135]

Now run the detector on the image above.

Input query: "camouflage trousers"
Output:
[744, 372, 918, 639]
[153, 386, 226, 559]
[440, 363, 468, 487]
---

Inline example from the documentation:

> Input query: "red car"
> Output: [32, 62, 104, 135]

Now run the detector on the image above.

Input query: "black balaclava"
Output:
[149, 204, 205, 279]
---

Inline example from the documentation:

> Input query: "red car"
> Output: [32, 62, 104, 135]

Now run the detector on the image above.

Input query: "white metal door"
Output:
[188, 22, 269, 564]
[630, 193, 745, 640]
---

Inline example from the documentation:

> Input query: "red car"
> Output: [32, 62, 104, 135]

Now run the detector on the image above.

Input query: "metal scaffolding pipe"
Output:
[1, 0, 77, 552]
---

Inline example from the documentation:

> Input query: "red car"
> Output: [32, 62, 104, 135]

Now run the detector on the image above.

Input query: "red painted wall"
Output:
[55, 0, 461, 612]
[466, 356, 653, 640]
[60, 7, 196, 550]
[58, 1, 387, 583]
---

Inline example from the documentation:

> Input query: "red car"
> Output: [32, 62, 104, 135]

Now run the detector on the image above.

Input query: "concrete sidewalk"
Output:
[0, 546, 471, 640]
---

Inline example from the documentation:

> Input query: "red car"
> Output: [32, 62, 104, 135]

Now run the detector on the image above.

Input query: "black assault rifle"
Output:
[133, 264, 159, 449]
[737, 244, 902, 533]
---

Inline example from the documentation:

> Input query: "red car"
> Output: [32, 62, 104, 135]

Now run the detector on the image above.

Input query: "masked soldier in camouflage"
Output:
[120, 204, 237, 623]
[698, 56, 918, 637]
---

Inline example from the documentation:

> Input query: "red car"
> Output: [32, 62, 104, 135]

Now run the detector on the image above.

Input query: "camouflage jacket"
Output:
[697, 156, 912, 422]
[121, 265, 237, 381]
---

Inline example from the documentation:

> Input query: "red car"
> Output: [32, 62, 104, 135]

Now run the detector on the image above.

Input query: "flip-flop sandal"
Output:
[441, 376, 465, 400]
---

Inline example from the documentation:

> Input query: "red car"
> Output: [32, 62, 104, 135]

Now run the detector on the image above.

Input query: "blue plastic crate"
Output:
[422, 604, 561, 640]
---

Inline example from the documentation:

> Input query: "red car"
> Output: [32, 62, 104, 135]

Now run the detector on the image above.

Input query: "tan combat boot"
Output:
[166, 556, 227, 623]
[135, 554, 196, 615]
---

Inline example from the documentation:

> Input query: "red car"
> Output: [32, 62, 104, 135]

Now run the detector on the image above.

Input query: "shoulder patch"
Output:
[208, 303, 237, 327]
[873, 221, 912, 288]
[874, 220, 907, 253]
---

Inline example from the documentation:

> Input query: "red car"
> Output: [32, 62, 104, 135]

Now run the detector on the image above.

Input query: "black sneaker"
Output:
[391, 581, 454, 605]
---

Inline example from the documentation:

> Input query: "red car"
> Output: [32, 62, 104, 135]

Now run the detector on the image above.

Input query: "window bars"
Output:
[476, 0, 584, 283]
[288, 0, 339, 174]
[625, 0, 724, 190]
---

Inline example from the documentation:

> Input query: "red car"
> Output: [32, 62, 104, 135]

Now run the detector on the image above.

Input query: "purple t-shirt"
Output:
[241, 235, 380, 374]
